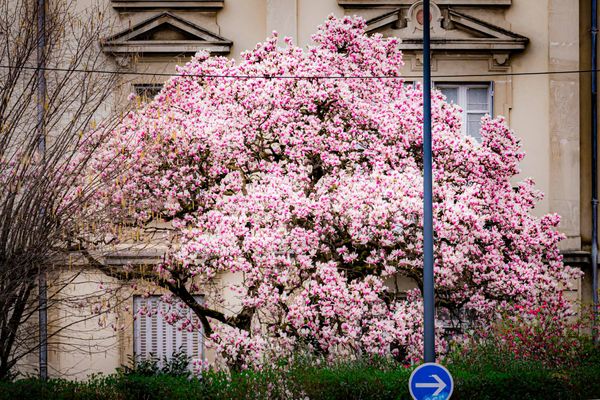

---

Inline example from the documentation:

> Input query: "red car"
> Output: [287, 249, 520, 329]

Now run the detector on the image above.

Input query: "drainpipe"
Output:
[37, 0, 48, 380]
[592, 0, 599, 345]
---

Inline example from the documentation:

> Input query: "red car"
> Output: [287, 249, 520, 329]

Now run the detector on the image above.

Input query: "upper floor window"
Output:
[435, 82, 493, 141]
[133, 83, 164, 101]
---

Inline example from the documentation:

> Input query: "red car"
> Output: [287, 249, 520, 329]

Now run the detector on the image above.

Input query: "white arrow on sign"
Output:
[415, 374, 447, 396]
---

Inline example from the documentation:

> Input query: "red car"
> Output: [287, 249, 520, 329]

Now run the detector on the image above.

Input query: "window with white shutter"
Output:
[435, 83, 493, 141]
[133, 295, 204, 367]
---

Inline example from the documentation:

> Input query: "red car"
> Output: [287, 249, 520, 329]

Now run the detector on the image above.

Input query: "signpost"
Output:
[412, 3, 455, 399]
[422, 0, 435, 364]
[409, 363, 454, 400]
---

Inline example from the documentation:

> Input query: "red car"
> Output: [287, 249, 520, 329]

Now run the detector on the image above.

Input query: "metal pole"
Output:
[37, 0, 48, 380]
[422, 0, 435, 363]
[592, 0, 599, 346]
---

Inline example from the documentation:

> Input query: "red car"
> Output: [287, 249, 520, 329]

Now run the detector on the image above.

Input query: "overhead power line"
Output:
[0, 63, 598, 80]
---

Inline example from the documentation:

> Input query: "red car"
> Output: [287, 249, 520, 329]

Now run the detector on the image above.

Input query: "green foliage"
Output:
[118, 350, 192, 378]
[446, 337, 600, 399]
[1, 347, 599, 400]
[0, 375, 119, 400]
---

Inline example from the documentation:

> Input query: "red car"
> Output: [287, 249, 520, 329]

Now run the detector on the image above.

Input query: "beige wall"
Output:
[42, 267, 252, 379]
[219, 0, 267, 56]
[47, 271, 123, 379]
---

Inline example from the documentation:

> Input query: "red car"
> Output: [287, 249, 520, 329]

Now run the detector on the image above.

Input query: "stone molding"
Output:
[562, 251, 591, 267]
[365, 6, 527, 64]
[339, 0, 511, 7]
[101, 12, 232, 56]
[104, 249, 166, 266]
[99, 249, 593, 270]
[111, 0, 224, 10]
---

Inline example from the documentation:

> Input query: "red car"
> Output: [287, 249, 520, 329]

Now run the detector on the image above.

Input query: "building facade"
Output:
[33, 0, 596, 379]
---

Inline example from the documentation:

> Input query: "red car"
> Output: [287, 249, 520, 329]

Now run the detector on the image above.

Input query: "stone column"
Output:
[548, 0, 581, 251]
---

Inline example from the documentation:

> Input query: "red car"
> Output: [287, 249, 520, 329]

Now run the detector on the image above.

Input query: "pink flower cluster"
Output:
[89, 16, 581, 367]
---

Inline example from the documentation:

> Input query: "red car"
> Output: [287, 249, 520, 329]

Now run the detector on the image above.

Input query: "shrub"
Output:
[1, 348, 599, 400]
[452, 301, 594, 369]
[446, 343, 600, 399]
[119, 350, 192, 378]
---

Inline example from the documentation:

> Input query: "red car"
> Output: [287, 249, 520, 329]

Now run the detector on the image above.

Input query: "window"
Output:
[133, 295, 204, 366]
[435, 83, 493, 141]
[133, 83, 164, 101]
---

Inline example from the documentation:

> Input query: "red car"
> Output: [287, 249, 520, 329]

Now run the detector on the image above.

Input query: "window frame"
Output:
[434, 82, 494, 139]
[132, 294, 205, 367]
[133, 83, 164, 101]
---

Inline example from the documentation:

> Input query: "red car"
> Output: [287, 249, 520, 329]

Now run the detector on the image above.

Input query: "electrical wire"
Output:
[0, 63, 598, 80]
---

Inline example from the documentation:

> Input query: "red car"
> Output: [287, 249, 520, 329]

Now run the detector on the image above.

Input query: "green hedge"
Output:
[1, 358, 599, 400]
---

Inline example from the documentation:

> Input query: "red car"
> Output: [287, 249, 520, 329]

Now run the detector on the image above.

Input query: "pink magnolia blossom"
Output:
[89, 16, 581, 368]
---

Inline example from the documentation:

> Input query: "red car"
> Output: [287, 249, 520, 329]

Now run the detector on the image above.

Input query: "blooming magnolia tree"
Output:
[91, 16, 580, 368]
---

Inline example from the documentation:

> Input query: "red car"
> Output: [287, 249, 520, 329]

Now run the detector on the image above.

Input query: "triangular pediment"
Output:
[366, 6, 527, 53]
[101, 12, 232, 56]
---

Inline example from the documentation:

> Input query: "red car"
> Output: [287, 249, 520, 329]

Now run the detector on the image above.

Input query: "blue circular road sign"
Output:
[409, 363, 454, 400]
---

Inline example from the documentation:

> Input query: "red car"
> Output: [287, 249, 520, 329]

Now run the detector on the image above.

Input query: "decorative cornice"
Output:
[447, 9, 527, 42]
[339, 0, 511, 7]
[111, 0, 224, 10]
[366, 8, 527, 54]
[561, 250, 591, 266]
[102, 249, 591, 268]
[104, 249, 166, 266]
[397, 39, 527, 51]
[101, 12, 232, 56]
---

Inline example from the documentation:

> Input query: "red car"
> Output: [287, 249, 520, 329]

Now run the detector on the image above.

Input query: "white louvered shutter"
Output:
[133, 296, 204, 368]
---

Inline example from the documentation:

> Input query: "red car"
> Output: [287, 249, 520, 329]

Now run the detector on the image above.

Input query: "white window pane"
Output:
[467, 113, 485, 140]
[439, 87, 459, 105]
[467, 87, 489, 111]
